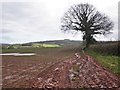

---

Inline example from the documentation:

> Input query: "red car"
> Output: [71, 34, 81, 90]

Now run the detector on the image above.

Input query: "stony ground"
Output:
[32, 52, 120, 89]
[2, 55, 61, 88]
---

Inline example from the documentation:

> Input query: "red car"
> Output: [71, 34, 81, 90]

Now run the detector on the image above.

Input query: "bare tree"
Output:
[61, 3, 114, 49]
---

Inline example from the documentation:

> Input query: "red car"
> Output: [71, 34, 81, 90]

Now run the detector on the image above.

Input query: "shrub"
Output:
[89, 41, 119, 56]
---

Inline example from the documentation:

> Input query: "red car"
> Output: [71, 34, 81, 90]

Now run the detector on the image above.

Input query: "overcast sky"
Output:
[0, 0, 119, 44]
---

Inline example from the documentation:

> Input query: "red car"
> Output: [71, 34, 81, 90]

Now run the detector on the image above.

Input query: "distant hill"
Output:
[0, 43, 10, 47]
[1, 39, 82, 49]
[25, 39, 82, 46]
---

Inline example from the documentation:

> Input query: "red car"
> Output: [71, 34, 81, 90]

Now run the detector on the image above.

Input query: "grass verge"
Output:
[86, 50, 120, 76]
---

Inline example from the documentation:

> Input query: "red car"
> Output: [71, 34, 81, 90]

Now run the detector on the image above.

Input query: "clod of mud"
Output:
[31, 53, 119, 89]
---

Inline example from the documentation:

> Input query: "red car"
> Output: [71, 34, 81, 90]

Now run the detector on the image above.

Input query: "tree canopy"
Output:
[61, 3, 114, 48]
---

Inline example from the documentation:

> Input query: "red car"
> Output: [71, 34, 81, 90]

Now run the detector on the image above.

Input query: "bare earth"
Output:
[32, 53, 119, 89]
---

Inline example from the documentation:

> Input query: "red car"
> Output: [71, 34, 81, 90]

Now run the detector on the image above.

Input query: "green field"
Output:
[2, 43, 61, 49]
[32, 43, 61, 48]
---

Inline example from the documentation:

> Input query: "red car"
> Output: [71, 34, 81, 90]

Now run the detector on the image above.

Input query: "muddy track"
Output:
[2, 55, 74, 88]
[31, 53, 120, 89]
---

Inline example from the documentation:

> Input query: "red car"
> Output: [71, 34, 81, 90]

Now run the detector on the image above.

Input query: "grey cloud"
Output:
[1, 1, 119, 43]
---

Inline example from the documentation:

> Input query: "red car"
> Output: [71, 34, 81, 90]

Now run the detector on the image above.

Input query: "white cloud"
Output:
[1, 0, 119, 43]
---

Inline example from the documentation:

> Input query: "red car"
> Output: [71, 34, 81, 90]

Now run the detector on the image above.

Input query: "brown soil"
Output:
[31, 53, 120, 89]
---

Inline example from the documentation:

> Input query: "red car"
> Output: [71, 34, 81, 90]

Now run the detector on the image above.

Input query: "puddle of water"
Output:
[0, 53, 36, 56]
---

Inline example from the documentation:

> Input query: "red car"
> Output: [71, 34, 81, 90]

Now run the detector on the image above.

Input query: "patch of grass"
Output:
[32, 43, 61, 48]
[42, 44, 61, 48]
[87, 50, 120, 76]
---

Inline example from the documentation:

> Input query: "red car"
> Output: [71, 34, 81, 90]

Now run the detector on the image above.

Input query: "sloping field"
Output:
[2, 46, 77, 88]
[2, 45, 120, 89]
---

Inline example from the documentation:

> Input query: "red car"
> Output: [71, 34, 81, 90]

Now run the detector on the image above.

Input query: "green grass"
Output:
[87, 50, 120, 76]
[32, 43, 61, 48]
[42, 44, 61, 48]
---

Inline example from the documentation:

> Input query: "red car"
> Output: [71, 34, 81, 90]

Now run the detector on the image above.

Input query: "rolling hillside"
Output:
[1, 39, 82, 49]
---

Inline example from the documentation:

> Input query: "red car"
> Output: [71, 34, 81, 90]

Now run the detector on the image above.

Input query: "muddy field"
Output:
[2, 47, 120, 89]
[2, 47, 76, 88]
[32, 53, 119, 89]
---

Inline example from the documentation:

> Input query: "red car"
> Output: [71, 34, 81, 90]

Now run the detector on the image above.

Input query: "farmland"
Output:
[2, 46, 78, 88]
[1, 40, 120, 88]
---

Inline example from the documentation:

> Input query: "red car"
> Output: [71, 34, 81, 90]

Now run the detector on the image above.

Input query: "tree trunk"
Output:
[84, 29, 91, 49]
